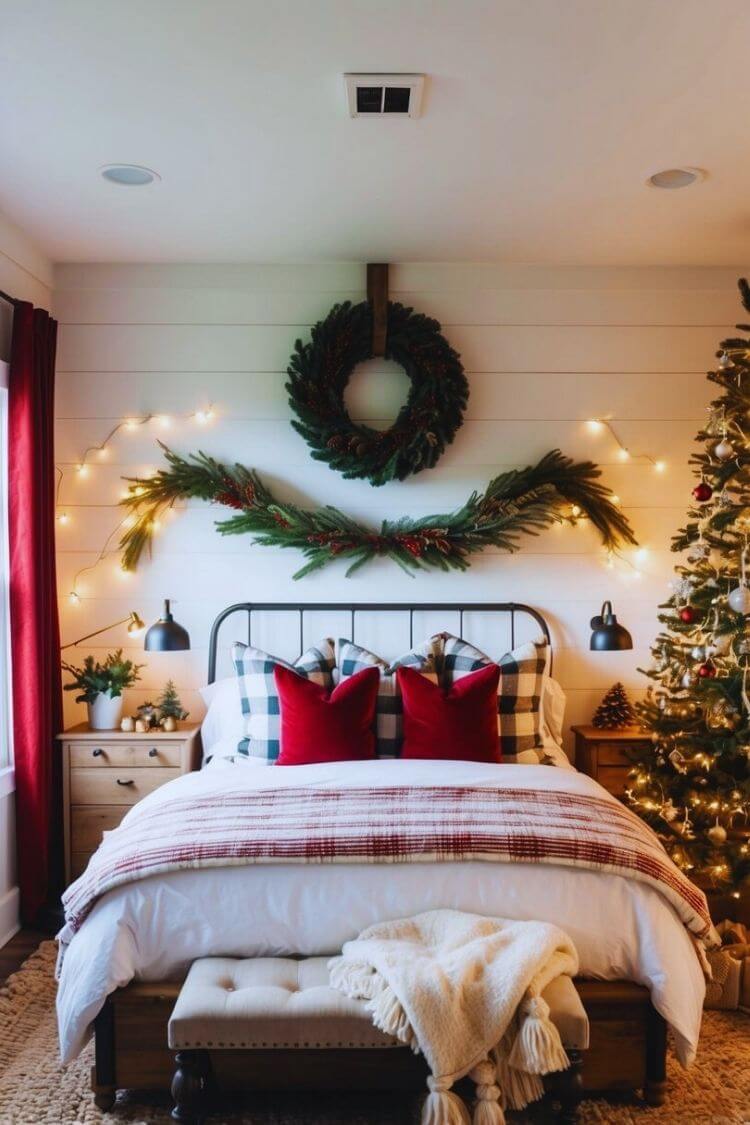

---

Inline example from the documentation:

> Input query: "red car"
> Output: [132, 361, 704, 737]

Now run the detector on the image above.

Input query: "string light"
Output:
[60, 403, 219, 595]
[584, 419, 666, 472]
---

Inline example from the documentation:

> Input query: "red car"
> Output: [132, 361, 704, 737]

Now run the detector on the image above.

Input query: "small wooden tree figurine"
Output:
[592, 682, 635, 729]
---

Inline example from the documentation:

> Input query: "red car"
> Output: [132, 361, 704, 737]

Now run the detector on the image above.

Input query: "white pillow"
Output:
[199, 677, 244, 756]
[542, 675, 566, 746]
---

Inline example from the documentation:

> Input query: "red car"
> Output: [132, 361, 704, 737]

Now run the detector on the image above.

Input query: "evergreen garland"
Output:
[119, 444, 635, 579]
[286, 300, 469, 486]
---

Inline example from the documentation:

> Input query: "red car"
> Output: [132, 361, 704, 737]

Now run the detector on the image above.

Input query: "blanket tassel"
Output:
[509, 995, 570, 1076]
[421, 1077, 471, 1125]
[469, 1058, 505, 1125]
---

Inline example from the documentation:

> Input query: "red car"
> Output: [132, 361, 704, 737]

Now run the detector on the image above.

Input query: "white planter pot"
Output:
[87, 691, 124, 731]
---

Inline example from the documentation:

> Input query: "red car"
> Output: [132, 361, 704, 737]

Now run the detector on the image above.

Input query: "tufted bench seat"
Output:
[167, 956, 589, 1123]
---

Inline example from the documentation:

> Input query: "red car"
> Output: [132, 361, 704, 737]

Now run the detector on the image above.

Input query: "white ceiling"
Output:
[2, 0, 750, 265]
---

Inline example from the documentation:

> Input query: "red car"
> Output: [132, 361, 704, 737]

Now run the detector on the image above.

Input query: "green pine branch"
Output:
[118, 445, 635, 579]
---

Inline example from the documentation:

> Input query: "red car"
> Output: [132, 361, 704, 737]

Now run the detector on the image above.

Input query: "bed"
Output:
[55, 601, 712, 1110]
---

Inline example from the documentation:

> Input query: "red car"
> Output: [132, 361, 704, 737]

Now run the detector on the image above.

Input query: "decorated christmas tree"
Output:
[629, 279, 750, 896]
[593, 682, 635, 729]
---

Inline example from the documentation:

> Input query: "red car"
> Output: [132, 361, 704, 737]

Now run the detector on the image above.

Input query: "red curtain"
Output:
[8, 301, 62, 924]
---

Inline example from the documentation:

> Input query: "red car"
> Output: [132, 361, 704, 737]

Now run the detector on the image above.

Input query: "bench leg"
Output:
[171, 1049, 209, 1123]
[644, 1006, 667, 1106]
[557, 1049, 584, 1124]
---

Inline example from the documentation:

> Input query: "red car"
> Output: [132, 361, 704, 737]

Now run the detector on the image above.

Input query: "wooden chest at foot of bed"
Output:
[91, 978, 667, 1109]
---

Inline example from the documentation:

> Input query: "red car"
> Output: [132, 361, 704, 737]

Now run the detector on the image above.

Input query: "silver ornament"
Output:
[728, 585, 750, 614]
[690, 645, 707, 662]
[718, 351, 734, 370]
[669, 749, 687, 772]
[671, 577, 695, 601]
[714, 438, 735, 461]
[681, 669, 697, 688]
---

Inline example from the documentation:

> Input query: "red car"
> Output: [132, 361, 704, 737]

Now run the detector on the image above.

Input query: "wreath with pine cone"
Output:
[286, 300, 469, 486]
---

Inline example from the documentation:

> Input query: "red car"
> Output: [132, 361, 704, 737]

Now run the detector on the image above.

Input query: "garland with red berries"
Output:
[286, 300, 469, 486]
[119, 445, 635, 579]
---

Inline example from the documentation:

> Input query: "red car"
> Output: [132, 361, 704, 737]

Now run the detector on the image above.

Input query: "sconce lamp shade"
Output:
[590, 601, 633, 651]
[144, 599, 190, 652]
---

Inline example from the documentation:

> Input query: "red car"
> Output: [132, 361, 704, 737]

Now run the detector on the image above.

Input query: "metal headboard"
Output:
[208, 602, 551, 683]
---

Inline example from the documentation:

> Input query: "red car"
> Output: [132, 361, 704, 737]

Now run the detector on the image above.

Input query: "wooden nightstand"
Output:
[59, 722, 202, 883]
[571, 725, 651, 800]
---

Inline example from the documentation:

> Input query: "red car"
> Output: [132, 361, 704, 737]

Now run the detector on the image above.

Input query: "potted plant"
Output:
[62, 649, 144, 730]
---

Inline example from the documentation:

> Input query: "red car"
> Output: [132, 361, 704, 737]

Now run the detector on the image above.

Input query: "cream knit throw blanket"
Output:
[329, 909, 579, 1125]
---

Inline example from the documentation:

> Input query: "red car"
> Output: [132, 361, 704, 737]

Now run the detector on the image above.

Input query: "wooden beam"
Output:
[366, 263, 389, 357]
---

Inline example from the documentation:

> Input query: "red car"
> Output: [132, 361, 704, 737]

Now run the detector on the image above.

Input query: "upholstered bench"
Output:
[167, 956, 590, 1123]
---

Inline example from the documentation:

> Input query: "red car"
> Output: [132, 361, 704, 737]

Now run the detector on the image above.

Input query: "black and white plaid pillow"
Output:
[232, 639, 336, 762]
[336, 637, 441, 757]
[440, 634, 550, 763]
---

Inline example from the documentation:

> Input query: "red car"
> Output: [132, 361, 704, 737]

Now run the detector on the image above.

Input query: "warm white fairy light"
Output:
[584, 419, 665, 472]
[60, 401, 219, 590]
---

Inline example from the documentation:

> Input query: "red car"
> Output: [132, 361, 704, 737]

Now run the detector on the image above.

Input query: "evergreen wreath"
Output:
[286, 300, 469, 486]
[119, 444, 636, 579]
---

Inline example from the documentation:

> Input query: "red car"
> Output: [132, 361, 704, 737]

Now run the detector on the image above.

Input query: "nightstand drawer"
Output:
[71, 805, 124, 852]
[70, 767, 180, 805]
[597, 742, 644, 766]
[69, 742, 183, 769]
[597, 766, 632, 796]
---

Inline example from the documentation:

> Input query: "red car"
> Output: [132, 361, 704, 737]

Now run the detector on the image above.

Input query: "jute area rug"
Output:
[0, 943, 748, 1125]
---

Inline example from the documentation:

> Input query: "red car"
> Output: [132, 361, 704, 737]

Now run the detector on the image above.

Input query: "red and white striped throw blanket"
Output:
[61, 762, 714, 948]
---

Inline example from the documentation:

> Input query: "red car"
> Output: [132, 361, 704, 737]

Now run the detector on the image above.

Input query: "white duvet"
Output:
[56, 757, 705, 1066]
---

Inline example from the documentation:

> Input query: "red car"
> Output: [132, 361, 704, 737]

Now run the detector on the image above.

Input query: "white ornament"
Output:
[714, 438, 735, 461]
[690, 645, 706, 662]
[707, 823, 727, 846]
[671, 577, 695, 600]
[681, 669, 697, 688]
[728, 585, 750, 614]
[718, 351, 735, 370]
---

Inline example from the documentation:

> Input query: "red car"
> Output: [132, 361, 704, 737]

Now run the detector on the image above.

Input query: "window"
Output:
[0, 362, 11, 772]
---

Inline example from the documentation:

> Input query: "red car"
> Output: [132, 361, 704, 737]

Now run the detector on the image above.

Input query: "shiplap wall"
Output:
[53, 262, 747, 752]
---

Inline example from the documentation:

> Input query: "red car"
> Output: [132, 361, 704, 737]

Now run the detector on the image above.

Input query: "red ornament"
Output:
[679, 606, 696, 623]
[698, 661, 717, 678]
[692, 481, 713, 503]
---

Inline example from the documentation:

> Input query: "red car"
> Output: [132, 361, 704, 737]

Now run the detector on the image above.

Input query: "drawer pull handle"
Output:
[148, 748, 158, 758]
[92, 748, 104, 757]
[116, 778, 135, 787]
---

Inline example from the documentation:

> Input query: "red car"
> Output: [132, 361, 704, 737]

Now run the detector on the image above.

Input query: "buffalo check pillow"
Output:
[439, 634, 550, 763]
[231, 638, 336, 762]
[336, 636, 441, 757]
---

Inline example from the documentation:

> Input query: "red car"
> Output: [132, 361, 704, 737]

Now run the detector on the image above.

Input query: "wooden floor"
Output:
[0, 929, 46, 985]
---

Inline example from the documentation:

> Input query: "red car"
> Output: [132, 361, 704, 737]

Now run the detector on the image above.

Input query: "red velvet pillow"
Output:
[397, 662, 501, 762]
[275, 664, 380, 765]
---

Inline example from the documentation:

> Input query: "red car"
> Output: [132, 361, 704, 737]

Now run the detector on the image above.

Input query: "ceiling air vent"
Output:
[344, 74, 425, 118]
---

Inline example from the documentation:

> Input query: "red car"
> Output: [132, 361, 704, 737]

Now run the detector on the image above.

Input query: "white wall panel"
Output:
[54, 262, 737, 751]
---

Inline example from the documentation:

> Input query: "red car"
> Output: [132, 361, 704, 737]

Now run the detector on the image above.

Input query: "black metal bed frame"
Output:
[207, 602, 551, 683]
